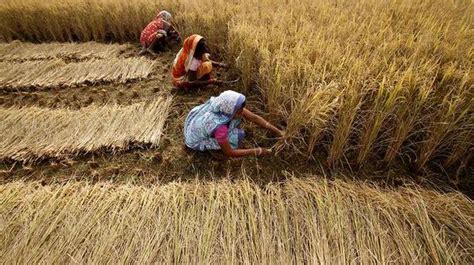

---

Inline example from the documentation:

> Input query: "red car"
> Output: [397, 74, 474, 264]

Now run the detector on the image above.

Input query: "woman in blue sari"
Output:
[184, 90, 284, 158]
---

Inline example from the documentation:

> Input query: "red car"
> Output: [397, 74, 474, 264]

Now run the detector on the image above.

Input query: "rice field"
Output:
[1, 178, 472, 264]
[0, 0, 472, 263]
[0, 97, 171, 161]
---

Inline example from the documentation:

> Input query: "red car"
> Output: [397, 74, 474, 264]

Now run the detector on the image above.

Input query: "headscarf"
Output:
[172, 34, 203, 79]
[184, 90, 246, 151]
[156, 10, 172, 22]
[209, 90, 246, 118]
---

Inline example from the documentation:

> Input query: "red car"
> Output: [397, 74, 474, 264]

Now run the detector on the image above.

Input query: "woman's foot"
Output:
[147, 48, 158, 56]
[138, 47, 147, 56]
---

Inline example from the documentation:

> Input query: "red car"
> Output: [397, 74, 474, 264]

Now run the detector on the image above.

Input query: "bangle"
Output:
[265, 122, 270, 128]
[257, 148, 262, 155]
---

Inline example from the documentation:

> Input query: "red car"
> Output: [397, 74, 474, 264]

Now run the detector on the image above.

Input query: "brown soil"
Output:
[0, 46, 471, 198]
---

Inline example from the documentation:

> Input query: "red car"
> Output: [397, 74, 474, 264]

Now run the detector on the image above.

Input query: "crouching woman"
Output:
[172, 34, 226, 89]
[184, 90, 284, 158]
[139, 10, 180, 55]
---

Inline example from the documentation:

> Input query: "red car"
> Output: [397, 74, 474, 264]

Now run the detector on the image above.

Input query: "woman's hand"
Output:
[258, 148, 273, 156]
[242, 109, 286, 138]
[218, 63, 229, 68]
[276, 130, 285, 138]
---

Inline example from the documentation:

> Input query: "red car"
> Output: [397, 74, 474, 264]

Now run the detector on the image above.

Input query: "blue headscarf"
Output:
[184, 90, 246, 151]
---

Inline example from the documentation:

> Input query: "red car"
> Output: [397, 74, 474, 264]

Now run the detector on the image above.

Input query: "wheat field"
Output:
[0, 41, 130, 62]
[0, 0, 471, 172]
[0, 97, 172, 161]
[0, 178, 472, 264]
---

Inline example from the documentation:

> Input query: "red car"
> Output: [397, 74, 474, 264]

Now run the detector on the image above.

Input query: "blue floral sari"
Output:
[184, 90, 246, 151]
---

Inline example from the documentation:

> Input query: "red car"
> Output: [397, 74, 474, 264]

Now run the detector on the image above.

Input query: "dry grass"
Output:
[0, 41, 130, 62]
[0, 97, 172, 161]
[0, 0, 472, 173]
[0, 177, 472, 264]
[0, 57, 156, 89]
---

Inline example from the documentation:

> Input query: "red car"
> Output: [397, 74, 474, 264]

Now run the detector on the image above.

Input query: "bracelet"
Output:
[257, 148, 262, 155]
[265, 121, 270, 128]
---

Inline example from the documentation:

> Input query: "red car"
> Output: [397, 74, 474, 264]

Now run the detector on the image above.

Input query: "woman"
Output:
[172, 34, 227, 89]
[184, 90, 285, 158]
[139, 10, 180, 55]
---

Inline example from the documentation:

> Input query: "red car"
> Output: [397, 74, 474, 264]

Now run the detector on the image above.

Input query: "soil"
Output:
[0, 45, 471, 198]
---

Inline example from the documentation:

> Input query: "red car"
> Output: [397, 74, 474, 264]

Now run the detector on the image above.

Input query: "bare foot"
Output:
[138, 47, 147, 56]
[147, 48, 158, 56]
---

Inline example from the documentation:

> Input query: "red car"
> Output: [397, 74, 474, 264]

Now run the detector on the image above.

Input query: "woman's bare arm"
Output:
[211, 61, 227, 68]
[219, 140, 271, 158]
[185, 71, 220, 87]
[202, 53, 227, 68]
[242, 108, 285, 137]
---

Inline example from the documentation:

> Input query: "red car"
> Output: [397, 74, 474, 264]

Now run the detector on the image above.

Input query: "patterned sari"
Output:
[140, 10, 172, 47]
[184, 90, 246, 151]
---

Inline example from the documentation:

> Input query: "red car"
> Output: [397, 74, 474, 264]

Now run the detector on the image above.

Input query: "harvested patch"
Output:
[0, 57, 156, 90]
[0, 41, 131, 62]
[0, 97, 172, 161]
[0, 178, 472, 264]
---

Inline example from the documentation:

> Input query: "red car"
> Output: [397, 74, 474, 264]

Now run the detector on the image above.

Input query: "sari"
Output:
[140, 10, 172, 47]
[172, 34, 213, 88]
[184, 90, 246, 151]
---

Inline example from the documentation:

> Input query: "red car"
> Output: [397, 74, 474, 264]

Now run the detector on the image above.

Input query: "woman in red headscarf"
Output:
[171, 34, 227, 89]
[139, 10, 180, 55]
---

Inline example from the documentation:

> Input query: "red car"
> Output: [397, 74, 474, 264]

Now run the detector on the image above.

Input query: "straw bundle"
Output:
[0, 57, 156, 89]
[0, 97, 172, 161]
[0, 178, 472, 264]
[0, 42, 130, 62]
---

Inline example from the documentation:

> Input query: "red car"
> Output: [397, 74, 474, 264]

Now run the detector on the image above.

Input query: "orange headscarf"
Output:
[172, 34, 203, 79]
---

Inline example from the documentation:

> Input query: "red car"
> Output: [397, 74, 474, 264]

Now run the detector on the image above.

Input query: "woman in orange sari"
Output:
[171, 34, 227, 89]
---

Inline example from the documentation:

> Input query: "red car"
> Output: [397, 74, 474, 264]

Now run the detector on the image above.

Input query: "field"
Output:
[0, 0, 473, 263]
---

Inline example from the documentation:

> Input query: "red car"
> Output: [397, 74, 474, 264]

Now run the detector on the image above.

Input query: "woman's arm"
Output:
[202, 53, 227, 68]
[242, 108, 285, 137]
[219, 140, 272, 158]
[186, 71, 220, 87]
[211, 61, 227, 68]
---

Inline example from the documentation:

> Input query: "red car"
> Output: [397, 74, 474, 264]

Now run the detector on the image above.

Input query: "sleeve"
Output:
[213, 125, 229, 144]
[189, 58, 201, 72]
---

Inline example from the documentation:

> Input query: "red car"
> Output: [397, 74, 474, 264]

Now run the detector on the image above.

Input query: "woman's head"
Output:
[194, 38, 208, 58]
[156, 10, 172, 22]
[211, 90, 246, 118]
[234, 100, 246, 118]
